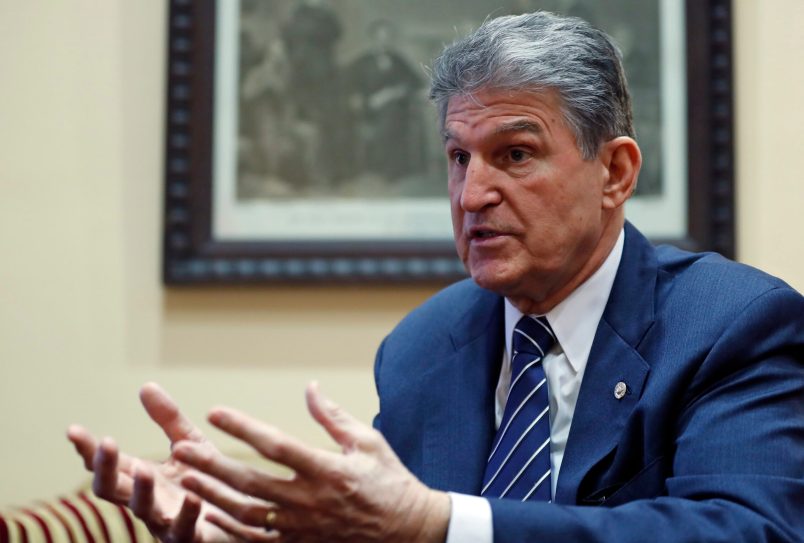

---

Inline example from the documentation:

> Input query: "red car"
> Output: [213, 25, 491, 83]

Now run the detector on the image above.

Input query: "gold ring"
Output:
[264, 510, 278, 531]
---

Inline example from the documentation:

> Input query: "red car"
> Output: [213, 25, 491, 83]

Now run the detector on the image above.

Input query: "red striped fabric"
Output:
[116, 507, 138, 543]
[13, 520, 27, 543]
[2, 493, 158, 543]
[0, 514, 9, 543]
[76, 495, 109, 543]
[39, 503, 77, 543]
[20, 511, 51, 543]
[58, 499, 93, 543]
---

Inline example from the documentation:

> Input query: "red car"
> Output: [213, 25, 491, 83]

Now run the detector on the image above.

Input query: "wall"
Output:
[733, 0, 804, 281]
[0, 0, 801, 505]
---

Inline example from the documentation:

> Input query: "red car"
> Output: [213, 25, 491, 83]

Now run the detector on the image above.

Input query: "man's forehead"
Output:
[443, 89, 562, 134]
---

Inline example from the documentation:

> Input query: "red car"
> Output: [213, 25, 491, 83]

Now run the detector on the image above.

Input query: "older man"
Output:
[69, 12, 803, 543]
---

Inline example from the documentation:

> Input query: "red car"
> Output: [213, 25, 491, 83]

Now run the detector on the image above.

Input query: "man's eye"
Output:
[509, 148, 530, 162]
[453, 152, 469, 166]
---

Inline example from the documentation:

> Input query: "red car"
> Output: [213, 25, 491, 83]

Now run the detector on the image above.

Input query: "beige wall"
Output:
[0, 1, 801, 505]
[734, 0, 804, 283]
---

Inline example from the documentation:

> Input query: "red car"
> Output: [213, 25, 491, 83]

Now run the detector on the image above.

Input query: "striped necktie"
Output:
[481, 315, 556, 501]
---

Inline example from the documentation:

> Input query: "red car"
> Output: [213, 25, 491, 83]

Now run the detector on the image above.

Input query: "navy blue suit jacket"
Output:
[374, 223, 804, 542]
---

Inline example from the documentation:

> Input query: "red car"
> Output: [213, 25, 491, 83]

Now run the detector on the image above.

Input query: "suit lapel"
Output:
[420, 292, 505, 494]
[555, 223, 656, 503]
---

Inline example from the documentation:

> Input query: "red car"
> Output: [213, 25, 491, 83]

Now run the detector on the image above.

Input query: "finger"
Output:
[130, 466, 196, 542]
[92, 438, 135, 503]
[93, 437, 118, 499]
[67, 425, 99, 471]
[305, 381, 375, 452]
[69, 425, 139, 475]
[252, 506, 292, 535]
[140, 382, 206, 445]
[207, 406, 335, 477]
[205, 510, 279, 543]
[168, 493, 202, 543]
[129, 465, 157, 522]
[182, 471, 273, 527]
[173, 442, 305, 506]
[129, 467, 171, 539]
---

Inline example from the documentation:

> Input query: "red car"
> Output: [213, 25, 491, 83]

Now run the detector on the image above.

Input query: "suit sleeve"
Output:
[488, 286, 804, 543]
[372, 337, 386, 433]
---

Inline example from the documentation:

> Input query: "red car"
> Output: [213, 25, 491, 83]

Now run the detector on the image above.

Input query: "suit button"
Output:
[614, 381, 627, 399]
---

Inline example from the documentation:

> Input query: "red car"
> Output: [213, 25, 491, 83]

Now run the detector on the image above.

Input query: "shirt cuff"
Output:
[445, 492, 493, 543]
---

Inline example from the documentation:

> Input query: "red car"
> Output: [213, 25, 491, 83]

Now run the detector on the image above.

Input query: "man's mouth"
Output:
[468, 226, 507, 240]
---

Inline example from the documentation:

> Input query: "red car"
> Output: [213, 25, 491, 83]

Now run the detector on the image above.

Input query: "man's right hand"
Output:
[66, 382, 274, 543]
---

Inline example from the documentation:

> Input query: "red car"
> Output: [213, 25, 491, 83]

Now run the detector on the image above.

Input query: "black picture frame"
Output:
[163, 0, 734, 284]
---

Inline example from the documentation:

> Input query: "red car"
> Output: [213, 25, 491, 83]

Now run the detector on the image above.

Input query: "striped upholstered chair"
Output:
[0, 490, 154, 543]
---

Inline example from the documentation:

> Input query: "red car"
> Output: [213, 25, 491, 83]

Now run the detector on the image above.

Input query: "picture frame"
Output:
[163, 0, 734, 284]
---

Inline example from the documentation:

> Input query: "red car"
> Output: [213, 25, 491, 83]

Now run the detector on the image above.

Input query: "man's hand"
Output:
[173, 382, 451, 543]
[67, 383, 274, 543]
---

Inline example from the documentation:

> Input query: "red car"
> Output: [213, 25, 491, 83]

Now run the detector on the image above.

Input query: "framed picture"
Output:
[163, 0, 734, 284]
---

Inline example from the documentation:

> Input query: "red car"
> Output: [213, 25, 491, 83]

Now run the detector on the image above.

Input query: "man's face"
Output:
[444, 89, 613, 309]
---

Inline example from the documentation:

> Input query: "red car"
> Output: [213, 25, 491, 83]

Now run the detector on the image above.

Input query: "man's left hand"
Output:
[173, 382, 450, 543]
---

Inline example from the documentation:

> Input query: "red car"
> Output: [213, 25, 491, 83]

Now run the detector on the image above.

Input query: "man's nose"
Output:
[460, 158, 501, 211]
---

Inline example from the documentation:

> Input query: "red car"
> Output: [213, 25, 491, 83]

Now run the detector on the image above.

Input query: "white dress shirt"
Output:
[445, 229, 624, 543]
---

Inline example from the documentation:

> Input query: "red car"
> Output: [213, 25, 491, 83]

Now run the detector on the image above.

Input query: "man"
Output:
[68, 12, 803, 543]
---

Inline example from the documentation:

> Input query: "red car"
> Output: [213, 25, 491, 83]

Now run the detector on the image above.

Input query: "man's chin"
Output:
[468, 266, 518, 295]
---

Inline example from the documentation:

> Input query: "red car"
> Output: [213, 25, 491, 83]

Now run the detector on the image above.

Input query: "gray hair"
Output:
[429, 12, 634, 159]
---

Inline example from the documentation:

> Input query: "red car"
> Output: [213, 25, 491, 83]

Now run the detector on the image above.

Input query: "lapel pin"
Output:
[614, 381, 627, 400]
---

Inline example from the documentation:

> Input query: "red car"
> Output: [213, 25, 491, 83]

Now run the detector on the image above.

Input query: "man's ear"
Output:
[600, 136, 642, 210]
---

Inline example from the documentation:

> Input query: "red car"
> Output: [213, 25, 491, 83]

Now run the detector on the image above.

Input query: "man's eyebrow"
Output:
[494, 119, 543, 135]
[441, 129, 455, 142]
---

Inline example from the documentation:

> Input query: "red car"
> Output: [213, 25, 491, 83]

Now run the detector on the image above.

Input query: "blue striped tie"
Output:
[481, 315, 556, 501]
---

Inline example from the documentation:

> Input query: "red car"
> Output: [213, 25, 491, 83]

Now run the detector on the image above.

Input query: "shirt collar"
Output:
[504, 228, 624, 373]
